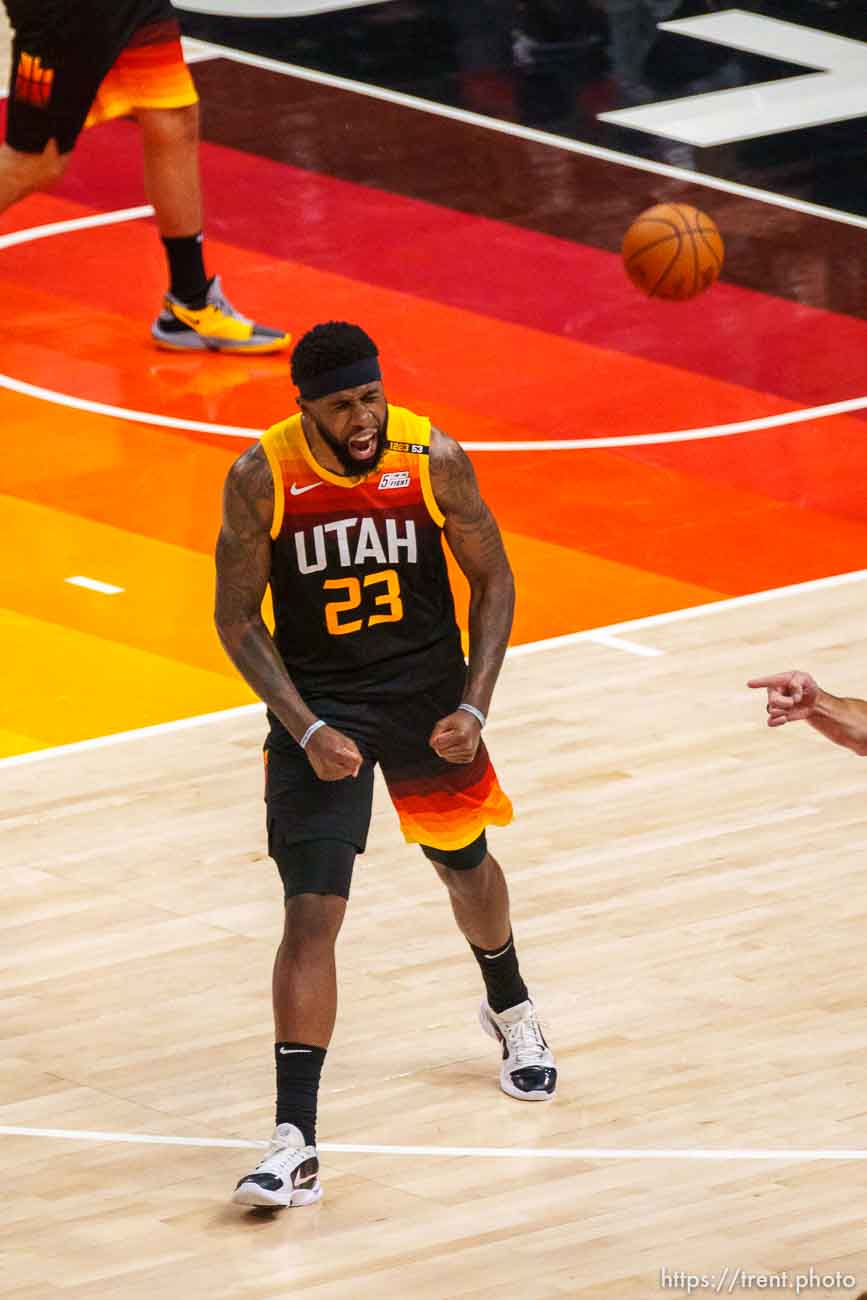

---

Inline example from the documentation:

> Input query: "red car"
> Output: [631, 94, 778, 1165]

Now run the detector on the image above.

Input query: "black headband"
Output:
[297, 355, 382, 401]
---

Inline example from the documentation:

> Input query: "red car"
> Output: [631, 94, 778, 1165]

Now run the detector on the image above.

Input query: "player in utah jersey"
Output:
[215, 322, 556, 1209]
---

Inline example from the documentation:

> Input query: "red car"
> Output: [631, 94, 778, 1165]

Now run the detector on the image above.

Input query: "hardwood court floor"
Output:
[5, 579, 867, 1297]
[2, 22, 867, 1299]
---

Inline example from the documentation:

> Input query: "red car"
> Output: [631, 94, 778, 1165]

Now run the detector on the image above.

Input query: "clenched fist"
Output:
[429, 709, 482, 764]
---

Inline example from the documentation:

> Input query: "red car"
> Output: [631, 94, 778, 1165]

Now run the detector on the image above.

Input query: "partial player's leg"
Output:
[232, 739, 374, 1209]
[423, 837, 557, 1102]
[136, 100, 290, 353]
[380, 676, 557, 1101]
[138, 102, 202, 238]
[273, 885, 348, 1049]
[0, 139, 69, 209]
[232, 844, 354, 1210]
[380, 671, 557, 1102]
[76, 4, 288, 352]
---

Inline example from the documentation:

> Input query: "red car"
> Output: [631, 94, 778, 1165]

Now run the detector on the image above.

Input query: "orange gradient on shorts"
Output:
[388, 746, 514, 851]
[85, 29, 198, 128]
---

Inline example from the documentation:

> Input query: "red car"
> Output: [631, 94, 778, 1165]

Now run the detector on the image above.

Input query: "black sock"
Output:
[469, 932, 529, 1014]
[161, 232, 209, 307]
[275, 1042, 326, 1146]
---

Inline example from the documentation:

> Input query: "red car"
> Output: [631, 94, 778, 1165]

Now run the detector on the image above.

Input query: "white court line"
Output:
[1, 1125, 865, 1162]
[0, 205, 257, 439]
[180, 36, 223, 63]
[0, 370, 261, 437]
[193, 39, 867, 232]
[3, 565, 866, 772]
[463, 398, 867, 451]
[3, 363, 863, 448]
[2, 207, 865, 450]
[0, 205, 154, 251]
[65, 575, 124, 595]
[588, 633, 664, 658]
[5, 29, 862, 230]
[6, 205, 863, 449]
[0, 703, 264, 769]
[508, 565, 867, 660]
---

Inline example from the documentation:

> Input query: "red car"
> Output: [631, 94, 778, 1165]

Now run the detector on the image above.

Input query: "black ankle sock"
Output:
[161, 232, 209, 307]
[275, 1042, 326, 1146]
[469, 932, 529, 1014]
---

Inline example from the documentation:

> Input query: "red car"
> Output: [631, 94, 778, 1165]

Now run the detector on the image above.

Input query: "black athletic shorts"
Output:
[6, 0, 192, 154]
[264, 662, 512, 883]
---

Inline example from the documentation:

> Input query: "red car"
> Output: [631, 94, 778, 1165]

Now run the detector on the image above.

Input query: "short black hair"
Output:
[290, 321, 379, 388]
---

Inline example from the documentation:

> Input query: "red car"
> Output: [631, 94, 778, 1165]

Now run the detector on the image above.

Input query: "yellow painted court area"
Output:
[0, 608, 254, 754]
[2, 484, 723, 752]
[3, 493, 233, 674]
[0, 493, 258, 752]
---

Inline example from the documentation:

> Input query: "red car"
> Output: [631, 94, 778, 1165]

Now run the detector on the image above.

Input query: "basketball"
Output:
[622, 203, 724, 300]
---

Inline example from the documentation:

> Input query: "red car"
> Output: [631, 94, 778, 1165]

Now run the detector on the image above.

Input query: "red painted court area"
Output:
[2, 104, 866, 752]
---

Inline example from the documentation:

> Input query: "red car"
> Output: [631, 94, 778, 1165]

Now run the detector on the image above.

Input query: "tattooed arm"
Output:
[427, 427, 515, 762]
[214, 445, 362, 780]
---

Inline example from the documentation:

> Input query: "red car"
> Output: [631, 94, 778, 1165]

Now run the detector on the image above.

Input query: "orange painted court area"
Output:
[3, 191, 864, 756]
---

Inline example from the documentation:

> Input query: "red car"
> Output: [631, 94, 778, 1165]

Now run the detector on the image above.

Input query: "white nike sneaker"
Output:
[232, 1123, 322, 1208]
[479, 998, 557, 1101]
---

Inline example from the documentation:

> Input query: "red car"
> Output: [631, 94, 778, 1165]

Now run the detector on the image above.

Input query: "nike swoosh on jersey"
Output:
[290, 482, 324, 496]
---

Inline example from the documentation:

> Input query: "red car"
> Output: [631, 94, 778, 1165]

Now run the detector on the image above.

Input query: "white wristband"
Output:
[299, 719, 326, 750]
[458, 702, 486, 728]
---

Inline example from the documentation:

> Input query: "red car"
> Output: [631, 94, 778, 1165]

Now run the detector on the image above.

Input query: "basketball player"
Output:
[215, 321, 557, 1209]
[749, 671, 867, 754]
[1, 0, 288, 352]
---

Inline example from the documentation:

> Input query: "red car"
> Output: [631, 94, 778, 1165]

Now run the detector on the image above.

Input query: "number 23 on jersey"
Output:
[323, 569, 404, 635]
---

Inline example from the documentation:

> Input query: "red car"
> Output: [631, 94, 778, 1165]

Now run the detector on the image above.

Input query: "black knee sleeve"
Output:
[420, 831, 488, 871]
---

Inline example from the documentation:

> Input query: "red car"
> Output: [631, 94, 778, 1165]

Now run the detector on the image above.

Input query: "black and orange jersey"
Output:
[260, 405, 464, 697]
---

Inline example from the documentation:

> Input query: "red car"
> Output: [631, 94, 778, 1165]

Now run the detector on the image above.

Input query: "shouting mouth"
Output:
[348, 427, 380, 461]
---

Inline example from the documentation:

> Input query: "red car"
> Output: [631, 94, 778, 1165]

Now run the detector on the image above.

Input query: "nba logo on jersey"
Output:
[378, 471, 411, 490]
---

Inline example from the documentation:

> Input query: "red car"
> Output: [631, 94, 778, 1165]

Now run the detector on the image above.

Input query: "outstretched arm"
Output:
[214, 444, 361, 779]
[428, 427, 515, 762]
[748, 670, 867, 756]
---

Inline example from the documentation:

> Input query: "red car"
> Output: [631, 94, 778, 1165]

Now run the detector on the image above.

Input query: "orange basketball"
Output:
[622, 203, 724, 300]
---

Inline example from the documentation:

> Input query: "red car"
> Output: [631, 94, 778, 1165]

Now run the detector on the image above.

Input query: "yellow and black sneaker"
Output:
[152, 275, 290, 354]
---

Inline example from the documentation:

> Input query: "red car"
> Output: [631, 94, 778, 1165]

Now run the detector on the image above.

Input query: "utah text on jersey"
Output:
[294, 516, 417, 574]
